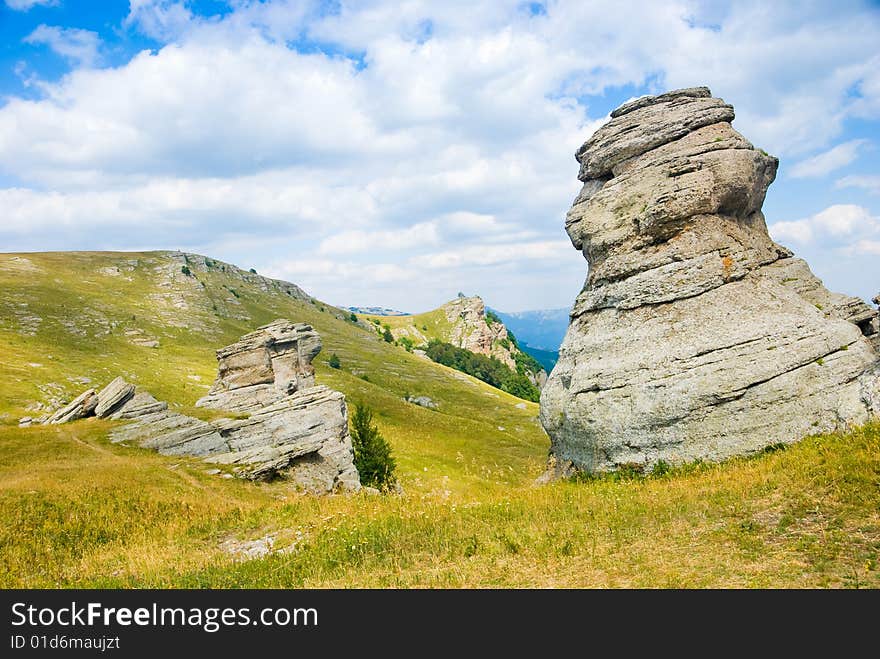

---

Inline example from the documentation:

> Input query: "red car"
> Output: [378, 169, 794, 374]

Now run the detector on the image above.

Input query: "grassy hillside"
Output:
[1, 251, 878, 588]
[0, 251, 545, 497]
[362, 304, 456, 343]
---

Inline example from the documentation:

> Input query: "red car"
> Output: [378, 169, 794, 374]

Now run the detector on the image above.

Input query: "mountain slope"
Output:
[362, 295, 545, 383]
[0, 251, 547, 497]
[518, 344, 559, 373]
[2, 251, 878, 589]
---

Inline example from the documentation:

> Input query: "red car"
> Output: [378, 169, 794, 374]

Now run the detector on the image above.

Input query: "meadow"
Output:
[1, 252, 877, 588]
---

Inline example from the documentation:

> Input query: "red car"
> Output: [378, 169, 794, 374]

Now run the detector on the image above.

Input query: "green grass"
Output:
[1, 419, 877, 588]
[362, 306, 456, 343]
[0, 252, 543, 500]
[1, 251, 878, 588]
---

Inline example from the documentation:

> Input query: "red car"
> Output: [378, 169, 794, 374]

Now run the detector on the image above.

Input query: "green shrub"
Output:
[424, 339, 539, 402]
[328, 353, 341, 369]
[398, 336, 414, 352]
[249, 268, 257, 274]
[501, 373, 540, 402]
[350, 403, 397, 491]
[349, 312, 358, 322]
[382, 328, 394, 343]
[181, 265, 191, 276]
[651, 460, 671, 477]
[513, 350, 543, 377]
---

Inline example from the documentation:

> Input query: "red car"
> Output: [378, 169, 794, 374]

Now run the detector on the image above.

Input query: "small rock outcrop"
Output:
[405, 394, 438, 410]
[45, 320, 360, 493]
[444, 296, 519, 370]
[540, 86, 880, 477]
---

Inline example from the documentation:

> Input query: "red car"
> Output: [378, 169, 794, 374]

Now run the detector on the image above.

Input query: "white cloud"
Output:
[2, 1, 880, 309]
[318, 223, 441, 255]
[420, 240, 571, 269]
[23, 25, 101, 67]
[845, 239, 880, 256]
[836, 175, 880, 195]
[769, 204, 880, 248]
[5, 0, 58, 10]
[789, 139, 866, 178]
[124, 0, 196, 41]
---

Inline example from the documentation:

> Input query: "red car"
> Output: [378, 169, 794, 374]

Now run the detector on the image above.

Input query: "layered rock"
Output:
[46, 320, 360, 493]
[540, 86, 880, 477]
[46, 388, 98, 424]
[196, 320, 321, 411]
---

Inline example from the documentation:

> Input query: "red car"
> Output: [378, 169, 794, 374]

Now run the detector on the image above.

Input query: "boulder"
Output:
[43, 321, 360, 494]
[540, 86, 880, 478]
[94, 377, 135, 418]
[46, 388, 98, 424]
[206, 385, 360, 490]
[405, 394, 438, 410]
[107, 390, 168, 420]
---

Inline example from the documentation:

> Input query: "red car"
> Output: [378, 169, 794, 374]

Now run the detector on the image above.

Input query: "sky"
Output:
[0, 1, 878, 313]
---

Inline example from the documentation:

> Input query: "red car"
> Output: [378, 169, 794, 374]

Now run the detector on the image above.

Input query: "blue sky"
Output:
[0, 0, 878, 312]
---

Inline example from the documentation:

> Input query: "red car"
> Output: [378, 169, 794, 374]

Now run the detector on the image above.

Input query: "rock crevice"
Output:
[540, 87, 880, 478]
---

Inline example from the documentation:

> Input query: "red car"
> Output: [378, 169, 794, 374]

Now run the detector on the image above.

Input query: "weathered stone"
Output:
[94, 377, 135, 418]
[207, 385, 359, 490]
[576, 87, 735, 180]
[540, 87, 880, 478]
[107, 322, 361, 493]
[46, 388, 98, 424]
[110, 410, 226, 456]
[196, 319, 321, 411]
[405, 394, 438, 409]
[107, 390, 168, 420]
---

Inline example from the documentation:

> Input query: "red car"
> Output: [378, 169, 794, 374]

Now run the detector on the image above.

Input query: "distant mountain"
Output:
[491, 307, 569, 352]
[345, 306, 409, 316]
[519, 344, 559, 373]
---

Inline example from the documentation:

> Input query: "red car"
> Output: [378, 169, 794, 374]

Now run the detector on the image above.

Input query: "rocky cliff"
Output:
[443, 296, 520, 370]
[540, 86, 880, 478]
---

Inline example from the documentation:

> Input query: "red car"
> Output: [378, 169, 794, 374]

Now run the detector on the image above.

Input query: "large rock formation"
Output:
[46, 320, 360, 493]
[540, 87, 880, 477]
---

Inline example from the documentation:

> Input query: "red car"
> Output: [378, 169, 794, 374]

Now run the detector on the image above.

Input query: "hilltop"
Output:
[362, 295, 546, 391]
[345, 306, 409, 316]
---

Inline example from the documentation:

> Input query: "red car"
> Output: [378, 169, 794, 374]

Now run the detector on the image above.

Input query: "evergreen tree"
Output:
[350, 403, 397, 491]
